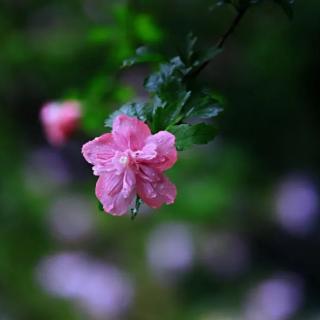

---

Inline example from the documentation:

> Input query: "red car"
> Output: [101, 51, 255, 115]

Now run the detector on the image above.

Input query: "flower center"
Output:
[119, 155, 129, 165]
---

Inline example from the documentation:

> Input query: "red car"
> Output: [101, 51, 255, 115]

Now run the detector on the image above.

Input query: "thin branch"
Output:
[187, 8, 247, 80]
[216, 8, 247, 49]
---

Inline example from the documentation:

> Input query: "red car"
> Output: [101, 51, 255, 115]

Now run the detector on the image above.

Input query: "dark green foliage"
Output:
[148, 74, 192, 130]
[181, 33, 223, 69]
[105, 35, 224, 149]
[184, 90, 223, 121]
[169, 123, 217, 151]
[105, 0, 294, 151]
[144, 56, 190, 93]
[141, 35, 224, 135]
[1, 0, 314, 317]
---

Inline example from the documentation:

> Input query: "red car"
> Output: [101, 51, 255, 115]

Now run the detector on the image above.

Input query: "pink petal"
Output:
[136, 143, 158, 161]
[82, 134, 119, 175]
[137, 173, 177, 209]
[138, 164, 161, 183]
[95, 169, 136, 215]
[122, 168, 136, 198]
[112, 115, 151, 151]
[143, 131, 178, 171]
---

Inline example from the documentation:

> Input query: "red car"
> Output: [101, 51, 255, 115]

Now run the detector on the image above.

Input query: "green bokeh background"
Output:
[1, 0, 320, 319]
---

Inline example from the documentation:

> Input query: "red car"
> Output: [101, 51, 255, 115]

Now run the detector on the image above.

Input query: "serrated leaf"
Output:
[274, 0, 294, 18]
[122, 46, 163, 68]
[105, 102, 150, 128]
[153, 88, 191, 131]
[185, 92, 223, 121]
[169, 123, 217, 151]
[144, 56, 190, 93]
[149, 78, 191, 132]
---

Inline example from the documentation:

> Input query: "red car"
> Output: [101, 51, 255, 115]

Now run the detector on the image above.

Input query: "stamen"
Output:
[119, 155, 129, 165]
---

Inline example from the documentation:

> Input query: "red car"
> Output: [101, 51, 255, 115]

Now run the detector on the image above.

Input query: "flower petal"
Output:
[82, 133, 119, 175]
[137, 173, 177, 209]
[143, 131, 178, 171]
[95, 169, 136, 215]
[135, 143, 158, 161]
[122, 168, 136, 199]
[112, 115, 151, 151]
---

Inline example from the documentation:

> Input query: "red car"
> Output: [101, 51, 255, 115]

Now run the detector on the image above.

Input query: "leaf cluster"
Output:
[103, 0, 295, 151]
[105, 34, 223, 151]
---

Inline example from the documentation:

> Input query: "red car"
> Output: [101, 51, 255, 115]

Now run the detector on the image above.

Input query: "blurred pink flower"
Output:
[40, 100, 81, 146]
[82, 115, 177, 215]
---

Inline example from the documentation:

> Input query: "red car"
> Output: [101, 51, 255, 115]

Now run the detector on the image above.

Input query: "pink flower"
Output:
[82, 115, 177, 215]
[40, 101, 81, 146]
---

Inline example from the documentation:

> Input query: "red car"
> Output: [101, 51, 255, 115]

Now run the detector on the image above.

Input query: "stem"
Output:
[216, 8, 247, 49]
[130, 196, 142, 220]
[187, 8, 247, 79]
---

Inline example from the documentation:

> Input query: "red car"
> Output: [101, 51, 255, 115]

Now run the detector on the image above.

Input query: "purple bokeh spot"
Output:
[275, 175, 319, 235]
[146, 222, 194, 281]
[244, 273, 304, 320]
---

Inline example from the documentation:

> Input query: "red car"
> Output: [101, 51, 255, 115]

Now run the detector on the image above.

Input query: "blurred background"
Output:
[1, 0, 320, 319]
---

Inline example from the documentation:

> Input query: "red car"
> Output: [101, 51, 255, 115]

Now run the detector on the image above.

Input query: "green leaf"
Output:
[105, 102, 150, 128]
[184, 91, 223, 121]
[169, 123, 217, 151]
[122, 46, 163, 68]
[273, 0, 294, 18]
[152, 87, 191, 131]
[181, 33, 223, 71]
[143, 53, 193, 131]
[144, 56, 190, 93]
